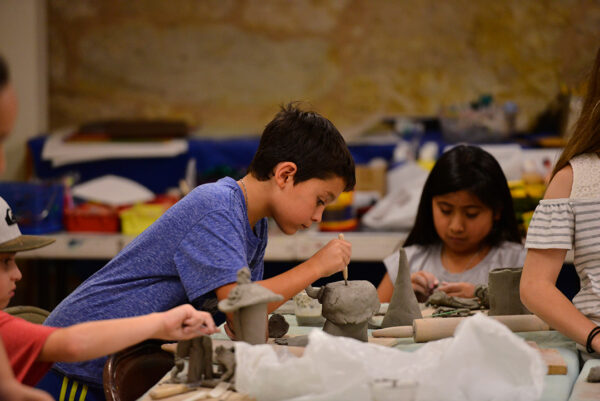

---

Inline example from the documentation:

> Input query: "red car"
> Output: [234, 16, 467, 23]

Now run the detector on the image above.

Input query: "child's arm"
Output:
[217, 237, 351, 338]
[377, 273, 394, 302]
[521, 165, 600, 352]
[218, 236, 350, 312]
[0, 338, 53, 401]
[519, 248, 596, 341]
[38, 304, 218, 363]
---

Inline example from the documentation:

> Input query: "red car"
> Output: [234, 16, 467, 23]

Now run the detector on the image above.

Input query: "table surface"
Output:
[141, 312, 580, 401]
[568, 358, 600, 401]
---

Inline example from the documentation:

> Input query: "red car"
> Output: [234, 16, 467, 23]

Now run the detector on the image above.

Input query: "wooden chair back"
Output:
[103, 340, 174, 401]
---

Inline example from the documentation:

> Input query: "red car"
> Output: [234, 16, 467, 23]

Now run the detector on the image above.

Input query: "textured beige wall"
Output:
[48, 0, 600, 138]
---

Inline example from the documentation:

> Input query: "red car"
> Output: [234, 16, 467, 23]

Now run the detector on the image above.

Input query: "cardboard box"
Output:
[354, 164, 387, 197]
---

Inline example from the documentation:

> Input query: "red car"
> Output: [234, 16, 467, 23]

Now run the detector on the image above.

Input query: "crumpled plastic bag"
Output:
[234, 313, 545, 401]
[362, 162, 428, 230]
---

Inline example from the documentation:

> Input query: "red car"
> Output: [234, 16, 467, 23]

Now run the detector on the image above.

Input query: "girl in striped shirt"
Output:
[522, 47, 600, 359]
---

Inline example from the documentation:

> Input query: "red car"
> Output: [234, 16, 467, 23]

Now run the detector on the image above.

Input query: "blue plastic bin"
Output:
[0, 182, 64, 234]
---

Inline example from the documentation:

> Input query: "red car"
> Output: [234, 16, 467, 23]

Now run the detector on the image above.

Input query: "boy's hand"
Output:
[411, 271, 439, 302]
[309, 238, 351, 277]
[156, 304, 219, 340]
[437, 282, 476, 299]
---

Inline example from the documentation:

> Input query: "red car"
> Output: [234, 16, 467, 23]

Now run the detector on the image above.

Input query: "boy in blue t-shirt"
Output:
[39, 102, 356, 399]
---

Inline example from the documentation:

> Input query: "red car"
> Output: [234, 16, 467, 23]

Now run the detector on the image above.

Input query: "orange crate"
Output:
[64, 203, 119, 233]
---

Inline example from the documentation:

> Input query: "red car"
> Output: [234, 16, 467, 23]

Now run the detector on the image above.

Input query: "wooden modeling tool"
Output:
[338, 233, 348, 285]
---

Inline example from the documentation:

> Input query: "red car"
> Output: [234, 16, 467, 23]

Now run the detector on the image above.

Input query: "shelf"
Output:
[17, 231, 406, 262]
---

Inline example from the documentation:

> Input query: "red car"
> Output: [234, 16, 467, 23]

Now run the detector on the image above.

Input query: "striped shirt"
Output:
[525, 153, 600, 324]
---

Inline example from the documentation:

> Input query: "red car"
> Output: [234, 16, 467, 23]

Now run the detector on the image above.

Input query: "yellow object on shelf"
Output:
[319, 191, 357, 232]
[119, 204, 166, 236]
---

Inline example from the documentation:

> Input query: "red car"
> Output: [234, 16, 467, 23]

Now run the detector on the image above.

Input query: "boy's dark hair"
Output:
[0, 55, 8, 89]
[404, 145, 521, 247]
[248, 102, 355, 191]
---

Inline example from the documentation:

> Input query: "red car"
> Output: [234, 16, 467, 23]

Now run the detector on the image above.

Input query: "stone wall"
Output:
[48, 0, 600, 138]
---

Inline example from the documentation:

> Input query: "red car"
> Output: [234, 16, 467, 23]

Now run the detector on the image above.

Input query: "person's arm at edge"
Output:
[38, 304, 218, 363]
[520, 165, 600, 351]
[0, 337, 53, 401]
[377, 273, 394, 303]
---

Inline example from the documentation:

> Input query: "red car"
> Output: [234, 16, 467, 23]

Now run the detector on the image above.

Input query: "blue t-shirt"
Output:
[44, 177, 268, 387]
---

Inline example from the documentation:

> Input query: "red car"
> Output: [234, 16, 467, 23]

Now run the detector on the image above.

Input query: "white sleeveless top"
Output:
[525, 153, 600, 324]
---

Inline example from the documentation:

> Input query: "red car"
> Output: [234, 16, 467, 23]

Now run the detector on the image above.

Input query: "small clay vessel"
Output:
[305, 280, 380, 342]
[218, 267, 283, 345]
[381, 248, 422, 328]
[488, 267, 530, 316]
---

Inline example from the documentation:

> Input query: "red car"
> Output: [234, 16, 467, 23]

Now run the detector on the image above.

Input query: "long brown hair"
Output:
[552, 47, 600, 178]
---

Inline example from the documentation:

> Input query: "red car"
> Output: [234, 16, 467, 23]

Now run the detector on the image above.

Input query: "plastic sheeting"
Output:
[235, 314, 546, 401]
[361, 162, 428, 231]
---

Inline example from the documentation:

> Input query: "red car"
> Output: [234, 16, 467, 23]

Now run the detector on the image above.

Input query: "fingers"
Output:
[333, 237, 352, 266]
[438, 282, 475, 298]
[411, 273, 429, 296]
[411, 272, 439, 298]
[182, 310, 219, 335]
[310, 237, 352, 277]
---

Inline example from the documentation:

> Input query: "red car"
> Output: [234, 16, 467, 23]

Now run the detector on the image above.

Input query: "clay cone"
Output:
[381, 248, 422, 328]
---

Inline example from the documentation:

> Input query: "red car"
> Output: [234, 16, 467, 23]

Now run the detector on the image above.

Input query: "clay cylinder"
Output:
[488, 267, 529, 316]
[233, 303, 268, 345]
[371, 325, 414, 338]
[413, 314, 549, 342]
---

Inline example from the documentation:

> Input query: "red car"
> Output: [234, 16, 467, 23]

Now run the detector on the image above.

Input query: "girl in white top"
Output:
[521, 47, 600, 358]
[378, 145, 526, 303]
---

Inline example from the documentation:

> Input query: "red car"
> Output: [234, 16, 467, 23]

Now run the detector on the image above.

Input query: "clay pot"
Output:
[306, 280, 380, 342]
[488, 267, 530, 316]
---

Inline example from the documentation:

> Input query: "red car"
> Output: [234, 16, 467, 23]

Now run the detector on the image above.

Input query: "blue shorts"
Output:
[36, 369, 105, 401]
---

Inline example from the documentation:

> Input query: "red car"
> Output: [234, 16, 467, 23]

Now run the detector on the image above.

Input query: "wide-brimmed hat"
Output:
[0, 196, 54, 253]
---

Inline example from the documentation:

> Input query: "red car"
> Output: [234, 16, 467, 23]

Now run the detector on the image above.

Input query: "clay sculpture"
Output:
[488, 267, 530, 316]
[474, 284, 489, 308]
[381, 248, 422, 328]
[268, 313, 289, 338]
[306, 280, 380, 342]
[214, 345, 236, 383]
[425, 291, 482, 310]
[169, 335, 213, 383]
[218, 267, 283, 345]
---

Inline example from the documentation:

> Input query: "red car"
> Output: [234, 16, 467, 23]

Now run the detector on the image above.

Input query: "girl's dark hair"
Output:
[404, 145, 521, 247]
[248, 102, 355, 191]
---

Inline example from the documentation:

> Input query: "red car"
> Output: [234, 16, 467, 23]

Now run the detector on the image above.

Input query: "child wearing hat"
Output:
[0, 196, 219, 399]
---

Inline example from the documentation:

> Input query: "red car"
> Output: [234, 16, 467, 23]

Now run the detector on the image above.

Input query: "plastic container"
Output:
[119, 195, 179, 236]
[64, 203, 119, 233]
[119, 204, 165, 236]
[0, 182, 64, 234]
[293, 290, 325, 326]
[319, 191, 358, 232]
